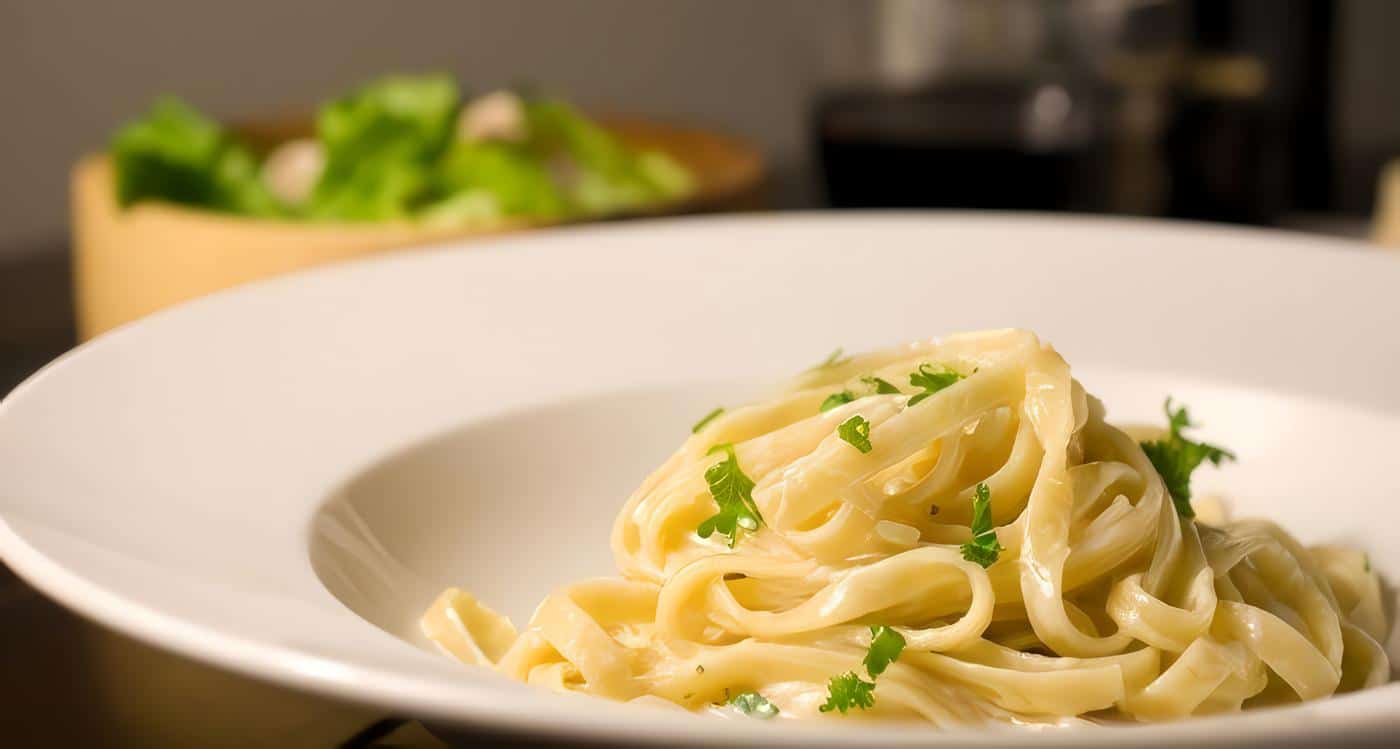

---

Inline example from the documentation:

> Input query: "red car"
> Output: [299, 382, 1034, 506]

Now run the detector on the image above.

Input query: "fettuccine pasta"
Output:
[423, 329, 1390, 726]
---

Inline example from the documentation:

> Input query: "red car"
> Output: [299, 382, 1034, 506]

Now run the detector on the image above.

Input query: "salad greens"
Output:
[110, 97, 282, 217]
[306, 74, 460, 221]
[108, 73, 694, 224]
[431, 141, 566, 219]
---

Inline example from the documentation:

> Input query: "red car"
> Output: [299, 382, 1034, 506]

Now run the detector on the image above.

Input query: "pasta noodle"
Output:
[422, 329, 1390, 726]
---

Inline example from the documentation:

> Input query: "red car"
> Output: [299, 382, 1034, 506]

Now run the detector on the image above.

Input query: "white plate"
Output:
[1, 214, 1397, 747]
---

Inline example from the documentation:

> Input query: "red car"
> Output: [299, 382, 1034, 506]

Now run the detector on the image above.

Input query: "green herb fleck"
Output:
[697, 443, 763, 548]
[691, 407, 724, 434]
[822, 376, 901, 414]
[820, 390, 856, 412]
[816, 348, 849, 369]
[863, 625, 906, 678]
[907, 363, 964, 406]
[729, 691, 779, 719]
[960, 483, 1003, 568]
[696, 664, 705, 674]
[819, 671, 876, 714]
[861, 376, 901, 395]
[1139, 398, 1236, 519]
[838, 415, 873, 454]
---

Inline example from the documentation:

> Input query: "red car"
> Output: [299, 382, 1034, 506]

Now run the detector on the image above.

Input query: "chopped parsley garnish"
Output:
[861, 376, 901, 394]
[821, 376, 902, 414]
[820, 390, 857, 412]
[691, 407, 724, 434]
[837, 415, 873, 453]
[729, 691, 779, 719]
[907, 363, 964, 406]
[863, 625, 906, 678]
[819, 672, 876, 714]
[1139, 398, 1236, 519]
[810, 348, 849, 371]
[960, 483, 1003, 568]
[697, 443, 763, 548]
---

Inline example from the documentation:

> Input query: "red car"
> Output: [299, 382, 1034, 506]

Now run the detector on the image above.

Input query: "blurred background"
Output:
[4, 0, 1400, 260]
[3, 0, 1400, 745]
[6, 0, 1400, 363]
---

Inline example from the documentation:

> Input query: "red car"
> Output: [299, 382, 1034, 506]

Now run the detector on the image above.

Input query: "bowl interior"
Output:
[309, 383, 741, 647]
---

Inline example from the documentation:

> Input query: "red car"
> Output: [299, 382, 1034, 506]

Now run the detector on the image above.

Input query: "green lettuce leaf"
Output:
[524, 99, 690, 215]
[110, 97, 282, 217]
[307, 74, 460, 221]
[432, 141, 566, 218]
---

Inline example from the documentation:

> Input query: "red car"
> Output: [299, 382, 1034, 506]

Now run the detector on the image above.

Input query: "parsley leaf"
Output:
[1139, 398, 1236, 519]
[820, 390, 856, 412]
[838, 415, 873, 453]
[815, 348, 849, 369]
[691, 407, 724, 434]
[697, 443, 763, 548]
[960, 483, 1003, 568]
[863, 625, 906, 678]
[907, 363, 964, 406]
[819, 671, 876, 714]
[729, 691, 779, 719]
[861, 376, 901, 394]
[821, 376, 901, 414]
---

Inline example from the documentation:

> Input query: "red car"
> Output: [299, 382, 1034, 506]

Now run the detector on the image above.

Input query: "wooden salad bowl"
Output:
[71, 116, 765, 339]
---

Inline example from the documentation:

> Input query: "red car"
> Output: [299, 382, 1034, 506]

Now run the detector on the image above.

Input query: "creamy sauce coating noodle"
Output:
[423, 330, 1390, 726]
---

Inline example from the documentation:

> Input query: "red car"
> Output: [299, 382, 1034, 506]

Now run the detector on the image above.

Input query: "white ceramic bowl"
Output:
[1, 214, 1397, 747]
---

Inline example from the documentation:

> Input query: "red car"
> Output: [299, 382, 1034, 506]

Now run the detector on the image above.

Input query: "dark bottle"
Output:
[809, 0, 1175, 214]
[1164, 0, 1334, 224]
[816, 78, 1109, 211]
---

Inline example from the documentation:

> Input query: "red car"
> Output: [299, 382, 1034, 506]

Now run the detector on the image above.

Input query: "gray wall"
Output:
[3, 0, 1399, 259]
[0, 0, 874, 258]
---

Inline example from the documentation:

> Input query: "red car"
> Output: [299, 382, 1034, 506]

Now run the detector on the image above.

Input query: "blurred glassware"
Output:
[813, 0, 1184, 215]
[1372, 160, 1400, 248]
[1163, 0, 1335, 225]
